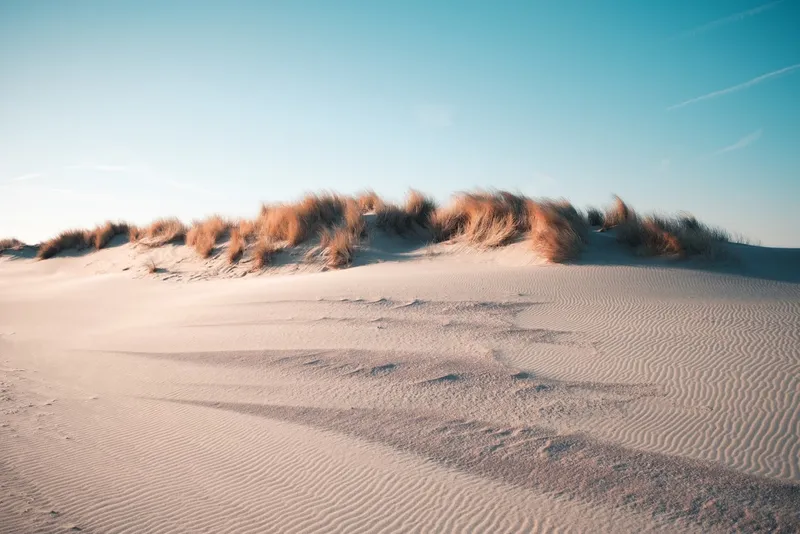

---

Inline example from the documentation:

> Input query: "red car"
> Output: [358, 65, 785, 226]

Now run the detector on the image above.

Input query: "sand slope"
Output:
[1, 237, 799, 533]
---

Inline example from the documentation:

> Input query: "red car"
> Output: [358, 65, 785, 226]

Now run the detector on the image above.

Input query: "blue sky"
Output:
[1, 0, 798, 246]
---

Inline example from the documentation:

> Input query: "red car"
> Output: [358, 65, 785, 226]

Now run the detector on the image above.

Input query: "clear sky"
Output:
[1, 0, 798, 246]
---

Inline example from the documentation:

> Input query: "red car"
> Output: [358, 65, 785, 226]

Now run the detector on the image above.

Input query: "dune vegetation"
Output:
[5, 190, 737, 268]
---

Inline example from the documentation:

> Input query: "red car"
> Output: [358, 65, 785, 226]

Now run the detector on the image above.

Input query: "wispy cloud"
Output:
[712, 129, 763, 155]
[667, 63, 800, 110]
[672, 1, 782, 39]
[65, 164, 132, 173]
[8, 172, 43, 182]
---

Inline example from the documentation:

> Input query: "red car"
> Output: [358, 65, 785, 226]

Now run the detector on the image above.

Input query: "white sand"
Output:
[1, 233, 798, 533]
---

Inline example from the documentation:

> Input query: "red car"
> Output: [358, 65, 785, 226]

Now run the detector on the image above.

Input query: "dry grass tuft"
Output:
[602, 195, 634, 230]
[89, 221, 131, 250]
[431, 191, 530, 246]
[320, 226, 357, 268]
[133, 218, 187, 247]
[343, 199, 366, 238]
[586, 207, 604, 227]
[258, 193, 349, 246]
[227, 228, 246, 264]
[615, 213, 729, 258]
[146, 258, 159, 274]
[252, 239, 283, 270]
[356, 190, 384, 212]
[528, 200, 586, 263]
[376, 190, 437, 235]
[37, 229, 92, 259]
[0, 238, 25, 254]
[186, 215, 229, 258]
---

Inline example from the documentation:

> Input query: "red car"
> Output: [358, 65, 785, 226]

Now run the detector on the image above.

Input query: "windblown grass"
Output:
[356, 190, 384, 212]
[227, 228, 246, 264]
[615, 213, 730, 258]
[131, 218, 187, 247]
[0, 238, 25, 254]
[586, 207, 604, 227]
[602, 195, 634, 230]
[431, 191, 530, 246]
[258, 193, 349, 246]
[37, 229, 92, 259]
[528, 200, 587, 263]
[89, 221, 131, 250]
[186, 215, 229, 258]
[252, 239, 283, 270]
[27, 189, 740, 268]
[320, 226, 358, 268]
[376, 190, 437, 235]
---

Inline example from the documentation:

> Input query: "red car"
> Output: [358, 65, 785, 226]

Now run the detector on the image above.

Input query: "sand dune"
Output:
[1, 234, 798, 533]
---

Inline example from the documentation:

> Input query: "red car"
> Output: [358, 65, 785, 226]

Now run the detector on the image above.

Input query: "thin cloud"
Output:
[672, 1, 782, 39]
[8, 172, 43, 182]
[712, 129, 763, 155]
[667, 63, 800, 110]
[65, 164, 132, 173]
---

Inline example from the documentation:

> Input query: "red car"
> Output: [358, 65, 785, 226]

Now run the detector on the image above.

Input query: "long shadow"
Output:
[573, 231, 800, 284]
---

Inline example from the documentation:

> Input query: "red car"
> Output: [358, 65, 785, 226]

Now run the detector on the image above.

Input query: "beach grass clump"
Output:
[186, 215, 229, 258]
[586, 207, 604, 227]
[258, 193, 349, 246]
[528, 200, 587, 263]
[615, 213, 730, 258]
[320, 226, 358, 268]
[431, 191, 531, 246]
[227, 228, 246, 264]
[356, 190, 384, 212]
[131, 218, 187, 247]
[0, 238, 25, 254]
[37, 229, 92, 259]
[252, 238, 283, 270]
[601, 195, 634, 231]
[89, 221, 131, 250]
[376, 189, 437, 235]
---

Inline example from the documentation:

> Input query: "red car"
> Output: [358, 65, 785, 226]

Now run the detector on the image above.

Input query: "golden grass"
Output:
[356, 190, 384, 212]
[615, 214, 729, 258]
[146, 258, 159, 274]
[132, 218, 187, 247]
[0, 238, 25, 253]
[320, 226, 357, 268]
[258, 193, 349, 246]
[602, 195, 634, 230]
[375, 190, 437, 235]
[431, 191, 530, 246]
[252, 239, 283, 270]
[28, 189, 738, 267]
[528, 200, 587, 263]
[89, 221, 131, 250]
[186, 215, 229, 258]
[227, 228, 246, 264]
[37, 229, 92, 259]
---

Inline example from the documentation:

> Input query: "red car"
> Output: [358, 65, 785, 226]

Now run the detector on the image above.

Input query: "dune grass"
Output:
[252, 239, 283, 270]
[131, 218, 187, 247]
[586, 207, 604, 227]
[430, 191, 531, 246]
[27, 189, 739, 268]
[0, 238, 25, 254]
[375, 189, 437, 235]
[320, 226, 358, 268]
[186, 216, 229, 258]
[528, 200, 588, 263]
[227, 228, 246, 264]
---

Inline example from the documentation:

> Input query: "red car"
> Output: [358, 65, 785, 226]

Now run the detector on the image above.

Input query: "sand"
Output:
[1, 232, 799, 533]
